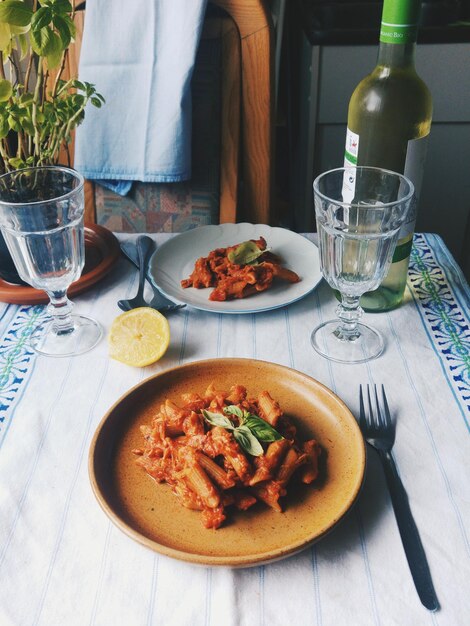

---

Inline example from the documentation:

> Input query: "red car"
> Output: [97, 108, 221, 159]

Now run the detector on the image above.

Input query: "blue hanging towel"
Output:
[74, 0, 208, 195]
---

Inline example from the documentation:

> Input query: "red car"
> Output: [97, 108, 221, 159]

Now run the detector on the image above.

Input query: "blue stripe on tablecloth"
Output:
[146, 555, 159, 626]
[205, 567, 212, 626]
[408, 234, 470, 428]
[314, 290, 376, 626]
[259, 566, 265, 626]
[0, 355, 74, 571]
[32, 359, 110, 625]
[0, 305, 48, 449]
[89, 521, 113, 626]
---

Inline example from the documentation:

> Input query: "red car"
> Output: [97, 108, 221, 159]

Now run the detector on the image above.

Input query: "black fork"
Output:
[359, 384, 439, 612]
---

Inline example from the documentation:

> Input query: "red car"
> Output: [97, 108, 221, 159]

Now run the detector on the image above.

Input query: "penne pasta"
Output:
[133, 384, 323, 529]
[257, 391, 282, 426]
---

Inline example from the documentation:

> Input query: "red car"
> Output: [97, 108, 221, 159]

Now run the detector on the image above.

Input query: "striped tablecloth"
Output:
[0, 233, 468, 626]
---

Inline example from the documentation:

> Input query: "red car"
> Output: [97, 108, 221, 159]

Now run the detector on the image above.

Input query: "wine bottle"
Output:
[343, 0, 432, 311]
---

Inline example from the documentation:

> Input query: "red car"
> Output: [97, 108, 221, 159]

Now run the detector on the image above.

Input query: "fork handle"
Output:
[379, 450, 439, 612]
[135, 236, 154, 297]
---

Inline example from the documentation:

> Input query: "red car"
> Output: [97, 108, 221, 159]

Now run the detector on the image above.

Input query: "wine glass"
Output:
[311, 166, 414, 364]
[0, 166, 102, 357]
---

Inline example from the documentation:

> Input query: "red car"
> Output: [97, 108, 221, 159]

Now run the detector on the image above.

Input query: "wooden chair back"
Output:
[62, 0, 274, 227]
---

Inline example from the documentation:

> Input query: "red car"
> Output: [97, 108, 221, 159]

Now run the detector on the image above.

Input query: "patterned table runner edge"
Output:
[409, 233, 469, 426]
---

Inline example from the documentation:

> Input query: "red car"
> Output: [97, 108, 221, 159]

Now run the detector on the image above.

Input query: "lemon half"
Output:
[108, 307, 170, 367]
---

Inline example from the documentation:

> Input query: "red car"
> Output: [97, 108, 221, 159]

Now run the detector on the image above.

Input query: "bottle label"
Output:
[380, 0, 420, 45]
[342, 129, 359, 202]
[399, 134, 429, 238]
[341, 129, 429, 242]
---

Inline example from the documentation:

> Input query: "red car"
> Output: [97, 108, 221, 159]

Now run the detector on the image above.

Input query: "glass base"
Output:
[30, 314, 102, 357]
[311, 320, 384, 364]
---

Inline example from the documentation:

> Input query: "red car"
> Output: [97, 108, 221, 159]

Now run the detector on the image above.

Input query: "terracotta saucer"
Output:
[0, 223, 120, 305]
[89, 358, 366, 567]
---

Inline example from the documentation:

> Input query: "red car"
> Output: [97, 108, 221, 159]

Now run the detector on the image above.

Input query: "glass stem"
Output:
[47, 290, 75, 336]
[334, 295, 363, 342]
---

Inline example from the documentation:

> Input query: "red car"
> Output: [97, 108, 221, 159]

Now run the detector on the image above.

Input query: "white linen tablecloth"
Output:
[0, 233, 469, 626]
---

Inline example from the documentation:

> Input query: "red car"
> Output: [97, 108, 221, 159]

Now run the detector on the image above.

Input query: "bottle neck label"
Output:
[380, 0, 421, 45]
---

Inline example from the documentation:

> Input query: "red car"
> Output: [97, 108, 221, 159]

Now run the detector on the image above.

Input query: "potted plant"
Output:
[0, 0, 103, 284]
[0, 0, 103, 173]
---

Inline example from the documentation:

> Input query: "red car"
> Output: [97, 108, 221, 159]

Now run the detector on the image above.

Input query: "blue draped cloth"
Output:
[74, 0, 208, 195]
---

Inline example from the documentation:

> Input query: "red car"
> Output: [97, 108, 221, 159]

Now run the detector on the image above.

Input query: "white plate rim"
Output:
[148, 223, 321, 314]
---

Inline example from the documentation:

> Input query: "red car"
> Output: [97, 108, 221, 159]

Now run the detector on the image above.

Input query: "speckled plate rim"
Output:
[88, 358, 366, 567]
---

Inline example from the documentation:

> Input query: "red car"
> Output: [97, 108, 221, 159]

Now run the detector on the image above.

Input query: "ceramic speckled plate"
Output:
[88, 359, 365, 567]
[148, 223, 321, 314]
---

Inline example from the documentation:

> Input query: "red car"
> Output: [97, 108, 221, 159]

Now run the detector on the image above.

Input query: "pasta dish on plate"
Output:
[133, 383, 322, 529]
[181, 237, 300, 302]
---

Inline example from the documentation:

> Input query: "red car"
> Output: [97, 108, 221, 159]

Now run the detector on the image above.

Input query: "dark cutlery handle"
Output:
[379, 450, 439, 612]
[120, 238, 154, 281]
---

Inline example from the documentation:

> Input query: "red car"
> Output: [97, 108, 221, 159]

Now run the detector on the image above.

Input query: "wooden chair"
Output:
[62, 0, 274, 228]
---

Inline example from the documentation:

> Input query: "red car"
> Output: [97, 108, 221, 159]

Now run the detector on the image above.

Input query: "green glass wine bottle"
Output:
[343, 0, 432, 311]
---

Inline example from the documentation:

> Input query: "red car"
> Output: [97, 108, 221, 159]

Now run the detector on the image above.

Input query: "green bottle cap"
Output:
[380, 0, 421, 44]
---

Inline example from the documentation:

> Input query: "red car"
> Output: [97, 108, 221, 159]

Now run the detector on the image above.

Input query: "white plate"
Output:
[149, 223, 322, 314]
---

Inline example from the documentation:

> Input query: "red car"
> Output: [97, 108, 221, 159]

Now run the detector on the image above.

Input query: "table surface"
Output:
[0, 232, 469, 626]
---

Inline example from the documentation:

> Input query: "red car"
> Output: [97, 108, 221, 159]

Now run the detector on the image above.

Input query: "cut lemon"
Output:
[108, 308, 170, 367]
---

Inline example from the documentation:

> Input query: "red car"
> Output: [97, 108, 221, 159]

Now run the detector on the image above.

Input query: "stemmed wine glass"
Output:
[0, 166, 102, 357]
[311, 166, 414, 364]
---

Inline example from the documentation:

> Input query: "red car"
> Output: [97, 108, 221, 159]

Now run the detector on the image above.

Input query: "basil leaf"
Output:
[223, 405, 244, 420]
[227, 240, 268, 266]
[233, 425, 264, 457]
[202, 410, 234, 430]
[243, 416, 283, 442]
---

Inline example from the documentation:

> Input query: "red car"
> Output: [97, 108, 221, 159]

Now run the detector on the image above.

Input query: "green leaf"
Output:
[21, 117, 34, 134]
[233, 426, 264, 457]
[8, 156, 25, 169]
[31, 7, 53, 31]
[0, 21, 12, 51]
[9, 23, 30, 35]
[30, 25, 53, 55]
[90, 96, 103, 108]
[50, 0, 73, 14]
[243, 416, 283, 443]
[0, 80, 13, 103]
[45, 31, 63, 68]
[70, 79, 86, 91]
[227, 240, 268, 266]
[17, 32, 29, 59]
[0, 1, 33, 27]
[0, 116, 9, 138]
[202, 410, 234, 430]
[18, 92, 34, 106]
[52, 14, 71, 48]
[8, 113, 19, 131]
[223, 405, 244, 420]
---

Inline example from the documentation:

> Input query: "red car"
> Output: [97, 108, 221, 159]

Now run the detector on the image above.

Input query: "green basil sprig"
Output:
[202, 405, 283, 457]
[227, 241, 270, 266]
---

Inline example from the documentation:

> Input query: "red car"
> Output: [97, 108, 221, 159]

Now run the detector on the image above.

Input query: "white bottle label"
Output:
[400, 135, 429, 238]
[342, 129, 359, 203]
[341, 129, 429, 239]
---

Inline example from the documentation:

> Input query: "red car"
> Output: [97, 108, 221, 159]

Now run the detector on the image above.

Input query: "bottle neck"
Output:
[377, 0, 421, 69]
[377, 41, 416, 69]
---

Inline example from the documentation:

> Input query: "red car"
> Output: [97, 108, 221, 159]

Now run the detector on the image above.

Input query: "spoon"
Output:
[120, 238, 185, 312]
[117, 236, 154, 311]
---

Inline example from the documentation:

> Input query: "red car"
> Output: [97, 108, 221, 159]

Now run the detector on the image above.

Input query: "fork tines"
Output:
[359, 383, 392, 429]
